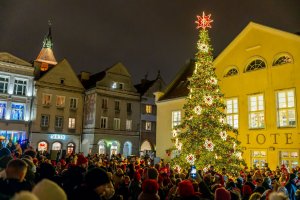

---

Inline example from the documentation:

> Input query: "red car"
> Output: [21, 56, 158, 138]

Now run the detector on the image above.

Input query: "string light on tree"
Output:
[194, 105, 202, 115]
[219, 131, 227, 141]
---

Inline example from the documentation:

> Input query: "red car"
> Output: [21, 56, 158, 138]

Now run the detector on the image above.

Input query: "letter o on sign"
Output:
[256, 134, 266, 144]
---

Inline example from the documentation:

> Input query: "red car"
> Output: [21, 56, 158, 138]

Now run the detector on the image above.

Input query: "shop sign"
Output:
[50, 134, 66, 140]
[246, 133, 300, 145]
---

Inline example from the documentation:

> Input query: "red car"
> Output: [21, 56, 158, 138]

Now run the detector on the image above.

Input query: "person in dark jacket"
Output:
[285, 173, 298, 200]
[0, 159, 32, 197]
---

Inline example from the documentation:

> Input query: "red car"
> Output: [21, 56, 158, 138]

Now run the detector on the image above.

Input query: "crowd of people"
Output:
[0, 143, 299, 200]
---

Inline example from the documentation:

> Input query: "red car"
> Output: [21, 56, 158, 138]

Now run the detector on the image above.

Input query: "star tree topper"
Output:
[195, 12, 213, 30]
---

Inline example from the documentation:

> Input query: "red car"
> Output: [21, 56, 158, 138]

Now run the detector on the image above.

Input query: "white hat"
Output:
[32, 179, 67, 200]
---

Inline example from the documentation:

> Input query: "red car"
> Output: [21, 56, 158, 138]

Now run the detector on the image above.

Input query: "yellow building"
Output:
[156, 22, 300, 170]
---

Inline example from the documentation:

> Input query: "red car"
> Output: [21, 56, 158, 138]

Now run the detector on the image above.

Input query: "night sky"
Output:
[0, 0, 299, 84]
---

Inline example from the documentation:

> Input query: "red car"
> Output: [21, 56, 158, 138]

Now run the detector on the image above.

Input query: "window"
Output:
[127, 103, 132, 113]
[113, 118, 120, 130]
[0, 102, 6, 119]
[126, 120, 132, 130]
[102, 98, 108, 109]
[226, 98, 238, 129]
[145, 121, 151, 131]
[37, 141, 48, 152]
[245, 59, 266, 72]
[280, 150, 298, 169]
[172, 111, 181, 128]
[251, 150, 267, 168]
[67, 143, 75, 154]
[276, 89, 296, 127]
[0, 76, 9, 93]
[11, 103, 25, 120]
[70, 98, 78, 109]
[273, 55, 293, 66]
[98, 140, 106, 155]
[115, 101, 120, 111]
[112, 82, 124, 89]
[14, 79, 27, 96]
[56, 96, 65, 107]
[60, 79, 65, 84]
[224, 68, 238, 77]
[68, 118, 76, 129]
[42, 94, 51, 105]
[52, 142, 62, 150]
[100, 117, 108, 129]
[41, 115, 49, 127]
[55, 116, 64, 128]
[146, 105, 152, 114]
[248, 94, 265, 129]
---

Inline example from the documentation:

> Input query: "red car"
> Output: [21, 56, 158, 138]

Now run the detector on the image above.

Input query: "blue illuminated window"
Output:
[0, 102, 6, 119]
[11, 103, 24, 120]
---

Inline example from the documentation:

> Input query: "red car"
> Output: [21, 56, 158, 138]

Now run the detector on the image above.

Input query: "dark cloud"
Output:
[0, 0, 299, 84]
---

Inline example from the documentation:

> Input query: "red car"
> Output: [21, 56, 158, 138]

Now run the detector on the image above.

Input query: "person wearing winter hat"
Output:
[177, 180, 200, 199]
[33, 179, 67, 200]
[76, 154, 88, 168]
[215, 187, 231, 200]
[138, 179, 160, 200]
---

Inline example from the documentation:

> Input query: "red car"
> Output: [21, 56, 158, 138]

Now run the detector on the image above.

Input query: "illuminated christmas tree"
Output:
[171, 12, 246, 173]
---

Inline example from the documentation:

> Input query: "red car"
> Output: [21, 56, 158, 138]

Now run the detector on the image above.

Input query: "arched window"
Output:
[123, 141, 132, 158]
[245, 59, 266, 72]
[110, 141, 119, 156]
[37, 141, 48, 152]
[224, 67, 238, 77]
[67, 143, 75, 154]
[52, 142, 62, 150]
[273, 53, 293, 66]
[141, 140, 152, 152]
[98, 140, 106, 155]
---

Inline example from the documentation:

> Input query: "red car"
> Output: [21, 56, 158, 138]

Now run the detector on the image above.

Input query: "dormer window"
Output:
[245, 58, 266, 72]
[273, 53, 293, 66]
[224, 67, 238, 77]
[112, 82, 124, 90]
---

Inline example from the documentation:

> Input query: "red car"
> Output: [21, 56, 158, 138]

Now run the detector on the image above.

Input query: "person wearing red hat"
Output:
[215, 187, 231, 200]
[76, 154, 88, 169]
[177, 180, 201, 200]
[138, 179, 160, 200]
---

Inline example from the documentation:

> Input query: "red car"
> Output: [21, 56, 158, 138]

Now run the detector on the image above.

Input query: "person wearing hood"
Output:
[285, 173, 298, 200]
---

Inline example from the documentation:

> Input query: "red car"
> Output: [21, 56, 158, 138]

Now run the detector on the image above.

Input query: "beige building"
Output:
[80, 63, 140, 157]
[156, 22, 300, 170]
[0, 52, 35, 147]
[31, 25, 85, 156]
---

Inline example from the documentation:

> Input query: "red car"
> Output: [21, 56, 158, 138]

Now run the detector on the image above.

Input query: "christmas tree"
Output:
[171, 12, 246, 174]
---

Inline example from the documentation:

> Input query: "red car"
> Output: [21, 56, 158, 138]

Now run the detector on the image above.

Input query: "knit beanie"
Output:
[85, 168, 110, 189]
[142, 179, 159, 194]
[178, 180, 195, 197]
[32, 179, 67, 200]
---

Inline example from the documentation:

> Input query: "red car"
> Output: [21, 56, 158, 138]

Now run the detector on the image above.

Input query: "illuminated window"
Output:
[226, 98, 238, 129]
[100, 117, 108, 129]
[126, 120, 132, 130]
[67, 143, 75, 154]
[273, 55, 293, 66]
[52, 142, 62, 150]
[251, 150, 267, 168]
[123, 141, 132, 157]
[245, 59, 266, 72]
[0, 76, 9, 93]
[224, 68, 238, 77]
[42, 94, 51, 105]
[11, 103, 25, 120]
[248, 94, 264, 129]
[68, 118, 76, 129]
[14, 79, 27, 96]
[56, 96, 65, 107]
[37, 141, 48, 152]
[98, 140, 106, 155]
[145, 121, 151, 131]
[70, 98, 77, 109]
[41, 115, 49, 127]
[276, 89, 296, 127]
[280, 150, 299, 169]
[146, 105, 152, 114]
[172, 111, 181, 128]
[55, 116, 64, 128]
[0, 102, 6, 119]
[112, 82, 124, 89]
[113, 118, 120, 130]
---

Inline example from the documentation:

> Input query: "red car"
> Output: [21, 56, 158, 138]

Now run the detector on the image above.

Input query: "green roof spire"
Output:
[42, 20, 53, 48]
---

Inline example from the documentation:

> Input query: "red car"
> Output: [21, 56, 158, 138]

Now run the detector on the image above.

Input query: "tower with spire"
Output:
[34, 20, 57, 76]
